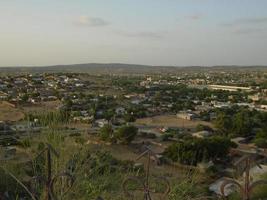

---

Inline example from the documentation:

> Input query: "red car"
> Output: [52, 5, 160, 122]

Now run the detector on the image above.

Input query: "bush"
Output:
[115, 125, 138, 144]
[0, 168, 27, 198]
[254, 138, 267, 148]
[164, 136, 236, 165]
[99, 124, 113, 141]
[124, 114, 136, 122]
[66, 150, 136, 199]
[168, 171, 208, 200]
[160, 133, 173, 141]
[196, 124, 213, 132]
[254, 128, 267, 148]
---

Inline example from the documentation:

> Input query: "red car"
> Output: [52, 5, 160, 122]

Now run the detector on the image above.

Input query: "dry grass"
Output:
[135, 115, 213, 128]
[0, 101, 24, 122]
[66, 122, 91, 129]
[22, 100, 62, 113]
[0, 100, 62, 122]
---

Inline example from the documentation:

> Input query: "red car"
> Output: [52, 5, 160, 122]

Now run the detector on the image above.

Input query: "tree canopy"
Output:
[164, 136, 236, 166]
[115, 125, 138, 144]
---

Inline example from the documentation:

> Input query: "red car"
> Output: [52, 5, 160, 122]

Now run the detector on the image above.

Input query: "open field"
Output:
[0, 100, 62, 122]
[0, 101, 24, 122]
[21, 100, 62, 113]
[135, 115, 213, 128]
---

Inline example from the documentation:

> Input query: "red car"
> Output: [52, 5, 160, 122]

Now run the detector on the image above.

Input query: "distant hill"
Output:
[0, 63, 266, 75]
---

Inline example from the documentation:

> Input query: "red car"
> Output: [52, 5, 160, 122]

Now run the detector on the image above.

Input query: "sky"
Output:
[0, 0, 267, 67]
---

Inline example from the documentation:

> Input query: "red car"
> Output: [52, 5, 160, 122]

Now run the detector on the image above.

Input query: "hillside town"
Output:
[1, 69, 267, 199]
[1, 0, 267, 199]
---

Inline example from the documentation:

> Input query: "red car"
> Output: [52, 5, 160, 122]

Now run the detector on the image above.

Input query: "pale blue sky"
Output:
[1, 0, 267, 66]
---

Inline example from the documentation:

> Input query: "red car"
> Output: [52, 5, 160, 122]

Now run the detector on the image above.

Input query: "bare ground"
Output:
[135, 115, 213, 128]
[0, 101, 24, 122]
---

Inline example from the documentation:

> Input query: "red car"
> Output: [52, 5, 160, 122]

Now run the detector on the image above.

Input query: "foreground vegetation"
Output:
[0, 127, 211, 200]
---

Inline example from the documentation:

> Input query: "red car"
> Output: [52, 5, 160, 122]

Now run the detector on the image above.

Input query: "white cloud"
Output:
[75, 16, 110, 27]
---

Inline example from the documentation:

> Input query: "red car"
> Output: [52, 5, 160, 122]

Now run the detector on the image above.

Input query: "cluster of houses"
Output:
[0, 73, 89, 106]
[67, 85, 267, 126]
[1, 72, 266, 128]
[139, 69, 267, 88]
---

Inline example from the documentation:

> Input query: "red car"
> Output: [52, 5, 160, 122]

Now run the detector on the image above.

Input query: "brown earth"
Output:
[0, 101, 24, 122]
[136, 114, 213, 128]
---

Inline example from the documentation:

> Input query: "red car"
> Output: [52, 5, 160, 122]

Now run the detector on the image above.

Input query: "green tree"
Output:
[115, 125, 138, 144]
[164, 137, 235, 166]
[103, 109, 115, 122]
[21, 93, 29, 102]
[214, 112, 232, 136]
[196, 124, 213, 132]
[124, 114, 136, 122]
[64, 98, 73, 110]
[232, 110, 252, 136]
[254, 126, 267, 148]
[99, 124, 113, 141]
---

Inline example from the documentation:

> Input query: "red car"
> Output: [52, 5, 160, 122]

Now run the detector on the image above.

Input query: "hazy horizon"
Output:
[1, 0, 267, 67]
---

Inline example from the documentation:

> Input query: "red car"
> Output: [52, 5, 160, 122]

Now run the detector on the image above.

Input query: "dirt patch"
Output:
[22, 100, 62, 113]
[66, 122, 91, 130]
[0, 101, 24, 122]
[136, 115, 213, 128]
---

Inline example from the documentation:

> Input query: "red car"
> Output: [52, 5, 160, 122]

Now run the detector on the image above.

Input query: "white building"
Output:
[176, 112, 196, 120]
[208, 85, 253, 92]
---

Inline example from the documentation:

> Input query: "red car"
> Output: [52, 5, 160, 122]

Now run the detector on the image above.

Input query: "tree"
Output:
[254, 126, 267, 148]
[164, 136, 236, 166]
[115, 125, 138, 144]
[103, 109, 115, 122]
[88, 106, 97, 119]
[254, 138, 267, 148]
[204, 136, 237, 159]
[64, 98, 73, 110]
[99, 124, 113, 141]
[124, 114, 136, 122]
[214, 112, 232, 136]
[232, 110, 252, 136]
[196, 124, 213, 132]
[21, 93, 29, 102]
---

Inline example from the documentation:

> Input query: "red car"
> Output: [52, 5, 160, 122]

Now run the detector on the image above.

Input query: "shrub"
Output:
[115, 125, 138, 144]
[164, 136, 236, 165]
[99, 124, 113, 141]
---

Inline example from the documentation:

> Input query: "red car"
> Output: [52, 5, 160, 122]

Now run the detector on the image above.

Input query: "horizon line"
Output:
[1, 62, 267, 68]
